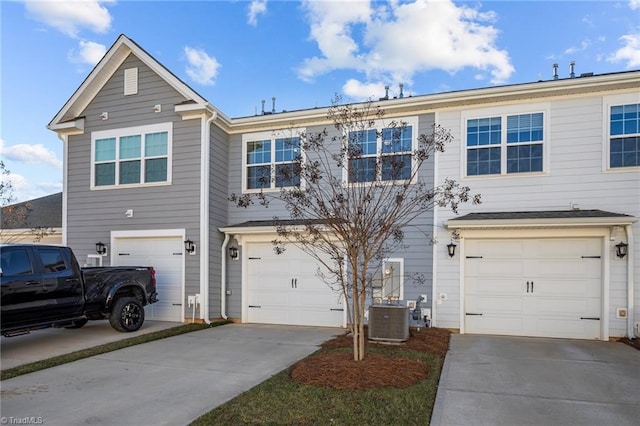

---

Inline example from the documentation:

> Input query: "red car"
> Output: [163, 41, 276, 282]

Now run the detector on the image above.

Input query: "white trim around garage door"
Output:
[235, 233, 346, 328]
[110, 229, 186, 322]
[456, 227, 611, 341]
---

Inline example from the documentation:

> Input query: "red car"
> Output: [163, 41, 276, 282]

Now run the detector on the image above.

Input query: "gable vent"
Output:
[124, 67, 138, 96]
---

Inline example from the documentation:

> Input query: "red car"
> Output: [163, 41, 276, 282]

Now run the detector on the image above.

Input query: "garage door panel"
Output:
[467, 260, 524, 277]
[246, 243, 342, 327]
[467, 240, 525, 258]
[466, 295, 523, 314]
[114, 236, 183, 322]
[464, 238, 602, 340]
[466, 278, 523, 296]
[466, 315, 524, 334]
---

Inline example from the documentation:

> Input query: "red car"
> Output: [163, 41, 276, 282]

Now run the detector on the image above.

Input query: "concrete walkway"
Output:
[1, 323, 340, 426]
[431, 334, 640, 426]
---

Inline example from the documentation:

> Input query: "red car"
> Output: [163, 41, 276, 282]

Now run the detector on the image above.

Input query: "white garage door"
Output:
[464, 238, 602, 340]
[247, 242, 343, 327]
[113, 236, 183, 322]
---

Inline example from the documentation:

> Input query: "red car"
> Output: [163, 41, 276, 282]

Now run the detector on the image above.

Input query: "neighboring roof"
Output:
[445, 209, 637, 229]
[1, 192, 62, 229]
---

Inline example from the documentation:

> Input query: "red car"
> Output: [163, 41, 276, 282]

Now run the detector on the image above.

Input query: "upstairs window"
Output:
[610, 103, 640, 168]
[92, 123, 172, 189]
[243, 132, 302, 191]
[347, 119, 416, 183]
[466, 112, 544, 176]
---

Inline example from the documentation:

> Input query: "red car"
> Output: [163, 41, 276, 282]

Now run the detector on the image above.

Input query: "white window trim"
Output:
[90, 122, 173, 190]
[460, 104, 550, 180]
[343, 116, 419, 185]
[241, 128, 306, 193]
[602, 94, 640, 173]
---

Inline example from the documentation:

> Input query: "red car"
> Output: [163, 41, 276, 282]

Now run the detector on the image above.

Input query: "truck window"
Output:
[1, 249, 34, 275]
[36, 248, 68, 273]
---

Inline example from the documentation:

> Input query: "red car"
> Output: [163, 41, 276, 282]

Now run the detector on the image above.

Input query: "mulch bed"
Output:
[291, 327, 451, 390]
[620, 337, 640, 351]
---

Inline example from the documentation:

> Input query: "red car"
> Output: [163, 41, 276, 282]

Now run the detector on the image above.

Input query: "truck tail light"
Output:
[151, 268, 157, 287]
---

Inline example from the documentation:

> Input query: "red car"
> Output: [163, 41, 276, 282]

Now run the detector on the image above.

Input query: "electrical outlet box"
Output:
[616, 308, 627, 319]
[187, 295, 195, 307]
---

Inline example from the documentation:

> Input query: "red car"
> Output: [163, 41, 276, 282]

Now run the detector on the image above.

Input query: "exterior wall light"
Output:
[184, 239, 196, 255]
[228, 246, 239, 260]
[96, 242, 107, 255]
[615, 241, 628, 258]
[447, 242, 457, 258]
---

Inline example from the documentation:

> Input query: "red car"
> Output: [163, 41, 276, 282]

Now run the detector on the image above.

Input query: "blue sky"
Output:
[1, 0, 639, 203]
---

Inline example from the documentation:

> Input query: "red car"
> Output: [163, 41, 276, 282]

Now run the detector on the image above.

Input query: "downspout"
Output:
[199, 111, 218, 325]
[220, 233, 230, 319]
[57, 133, 68, 246]
[625, 225, 636, 339]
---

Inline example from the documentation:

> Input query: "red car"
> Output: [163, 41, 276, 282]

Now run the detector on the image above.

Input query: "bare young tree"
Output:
[231, 100, 480, 361]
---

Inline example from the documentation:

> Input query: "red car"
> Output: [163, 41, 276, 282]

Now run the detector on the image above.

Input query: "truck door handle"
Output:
[526, 281, 530, 293]
[531, 281, 534, 293]
[25, 280, 41, 286]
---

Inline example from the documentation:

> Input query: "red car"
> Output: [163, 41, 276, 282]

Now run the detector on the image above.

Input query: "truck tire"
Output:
[64, 318, 88, 329]
[109, 297, 145, 332]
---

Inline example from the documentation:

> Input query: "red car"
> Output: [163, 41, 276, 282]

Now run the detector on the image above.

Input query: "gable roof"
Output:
[1, 192, 63, 229]
[47, 34, 226, 132]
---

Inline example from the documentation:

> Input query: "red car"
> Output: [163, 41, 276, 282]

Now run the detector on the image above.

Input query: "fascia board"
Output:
[445, 216, 638, 229]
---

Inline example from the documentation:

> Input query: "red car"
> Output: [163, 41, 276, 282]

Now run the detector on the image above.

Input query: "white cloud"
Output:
[608, 34, 640, 67]
[342, 79, 386, 100]
[0, 139, 63, 169]
[68, 40, 107, 65]
[564, 39, 592, 55]
[298, 0, 514, 85]
[248, 0, 267, 26]
[184, 46, 220, 86]
[630, 0, 640, 10]
[24, 0, 114, 38]
[1, 171, 62, 204]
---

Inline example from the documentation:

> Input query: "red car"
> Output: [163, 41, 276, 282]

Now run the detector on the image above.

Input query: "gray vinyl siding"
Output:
[208, 122, 229, 319]
[434, 90, 640, 336]
[65, 54, 202, 318]
[224, 113, 439, 317]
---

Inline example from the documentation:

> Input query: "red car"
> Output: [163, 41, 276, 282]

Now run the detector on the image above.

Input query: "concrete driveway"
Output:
[431, 334, 640, 426]
[1, 323, 340, 426]
[1, 320, 178, 369]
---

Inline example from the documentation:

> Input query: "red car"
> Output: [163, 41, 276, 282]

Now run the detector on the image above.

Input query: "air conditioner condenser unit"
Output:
[368, 305, 409, 342]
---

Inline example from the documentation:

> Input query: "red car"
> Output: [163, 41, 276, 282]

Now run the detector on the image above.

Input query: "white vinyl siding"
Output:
[91, 123, 172, 189]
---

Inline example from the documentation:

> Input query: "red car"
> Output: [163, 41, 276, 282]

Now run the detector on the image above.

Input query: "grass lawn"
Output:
[191, 329, 449, 425]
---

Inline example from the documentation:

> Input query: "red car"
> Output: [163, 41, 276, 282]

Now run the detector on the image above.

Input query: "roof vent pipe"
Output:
[570, 61, 575, 78]
[399, 83, 404, 98]
[261, 99, 265, 115]
[272, 97, 276, 113]
[385, 85, 389, 100]
[553, 63, 559, 80]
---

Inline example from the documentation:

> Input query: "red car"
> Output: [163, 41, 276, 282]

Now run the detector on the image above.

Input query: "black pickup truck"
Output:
[1, 244, 158, 336]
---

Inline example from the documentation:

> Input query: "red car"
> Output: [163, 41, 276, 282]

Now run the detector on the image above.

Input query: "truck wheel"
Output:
[65, 318, 88, 329]
[109, 297, 145, 332]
